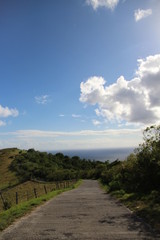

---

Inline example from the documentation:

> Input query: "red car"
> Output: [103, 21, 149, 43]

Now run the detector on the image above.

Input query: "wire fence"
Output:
[0, 179, 76, 211]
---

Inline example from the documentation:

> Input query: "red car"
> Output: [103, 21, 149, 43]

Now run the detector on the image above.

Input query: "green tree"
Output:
[134, 125, 160, 192]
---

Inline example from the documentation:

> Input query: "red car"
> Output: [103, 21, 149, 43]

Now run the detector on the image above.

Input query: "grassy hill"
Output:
[0, 148, 24, 190]
[0, 148, 79, 212]
[0, 147, 99, 192]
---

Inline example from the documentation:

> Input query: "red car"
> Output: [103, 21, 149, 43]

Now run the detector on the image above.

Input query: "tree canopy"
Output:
[10, 149, 102, 181]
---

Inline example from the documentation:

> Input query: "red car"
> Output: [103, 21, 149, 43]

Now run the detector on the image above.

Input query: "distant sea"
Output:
[49, 148, 134, 162]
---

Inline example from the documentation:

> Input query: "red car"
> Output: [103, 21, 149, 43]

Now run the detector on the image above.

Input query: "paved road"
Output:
[0, 180, 159, 240]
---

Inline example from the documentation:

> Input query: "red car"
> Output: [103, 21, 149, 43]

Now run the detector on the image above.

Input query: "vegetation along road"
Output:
[0, 180, 159, 240]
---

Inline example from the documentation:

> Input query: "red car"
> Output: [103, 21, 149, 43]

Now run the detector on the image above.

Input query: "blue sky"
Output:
[0, 0, 160, 151]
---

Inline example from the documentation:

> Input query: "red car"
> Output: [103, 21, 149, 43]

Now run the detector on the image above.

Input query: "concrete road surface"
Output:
[0, 180, 159, 240]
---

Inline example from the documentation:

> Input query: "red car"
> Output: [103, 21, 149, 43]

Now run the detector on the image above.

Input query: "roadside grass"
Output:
[98, 179, 109, 193]
[0, 180, 69, 211]
[100, 181, 160, 233]
[0, 179, 82, 231]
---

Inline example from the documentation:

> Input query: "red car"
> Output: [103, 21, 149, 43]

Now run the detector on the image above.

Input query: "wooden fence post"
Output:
[0, 191, 5, 209]
[34, 188, 37, 198]
[16, 192, 18, 205]
[44, 185, 47, 194]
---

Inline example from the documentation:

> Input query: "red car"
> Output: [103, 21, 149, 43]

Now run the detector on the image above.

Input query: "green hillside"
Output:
[0, 148, 81, 213]
[0, 148, 100, 190]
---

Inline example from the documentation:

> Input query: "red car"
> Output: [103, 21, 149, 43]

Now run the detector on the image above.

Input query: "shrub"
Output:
[109, 180, 121, 192]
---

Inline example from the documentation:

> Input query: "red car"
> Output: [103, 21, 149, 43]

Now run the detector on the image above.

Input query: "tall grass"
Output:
[0, 148, 21, 190]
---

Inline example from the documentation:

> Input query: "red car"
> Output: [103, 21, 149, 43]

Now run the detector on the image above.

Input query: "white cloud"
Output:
[86, 0, 119, 10]
[92, 119, 102, 126]
[0, 105, 19, 118]
[80, 76, 106, 105]
[0, 128, 142, 150]
[0, 120, 6, 127]
[35, 95, 50, 104]
[0, 104, 18, 127]
[0, 128, 140, 137]
[80, 54, 160, 125]
[72, 114, 81, 118]
[134, 8, 152, 22]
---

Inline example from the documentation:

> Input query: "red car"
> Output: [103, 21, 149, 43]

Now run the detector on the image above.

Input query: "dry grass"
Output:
[0, 148, 22, 190]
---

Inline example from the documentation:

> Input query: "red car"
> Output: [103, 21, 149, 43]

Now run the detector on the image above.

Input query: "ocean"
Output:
[49, 147, 134, 162]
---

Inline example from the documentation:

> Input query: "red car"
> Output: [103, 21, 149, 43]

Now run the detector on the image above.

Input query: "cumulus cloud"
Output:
[134, 8, 152, 22]
[0, 104, 18, 127]
[80, 54, 160, 125]
[35, 95, 50, 104]
[86, 0, 119, 10]
[80, 76, 106, 105]
[0, 105, 19, 118]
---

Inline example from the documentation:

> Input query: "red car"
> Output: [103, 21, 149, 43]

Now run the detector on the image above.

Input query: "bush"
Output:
[148, 190, 160, 204]
[109, 180, 121, 192]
